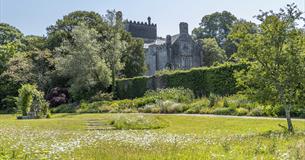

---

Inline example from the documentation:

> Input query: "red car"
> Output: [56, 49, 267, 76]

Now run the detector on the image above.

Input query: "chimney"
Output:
[179, 22, 188, 35]
[166, 35, 171, 45]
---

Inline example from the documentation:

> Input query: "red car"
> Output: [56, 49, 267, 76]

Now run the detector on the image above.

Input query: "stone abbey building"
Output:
[125, 17, 202, 76]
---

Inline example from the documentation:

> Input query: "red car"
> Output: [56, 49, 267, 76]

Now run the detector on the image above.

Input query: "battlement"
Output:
[125, 17, 157, 42]
[126, 20, 157, 27]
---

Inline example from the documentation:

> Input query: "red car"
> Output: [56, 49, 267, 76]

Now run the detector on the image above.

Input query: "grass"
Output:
[1, 113, 305, 159]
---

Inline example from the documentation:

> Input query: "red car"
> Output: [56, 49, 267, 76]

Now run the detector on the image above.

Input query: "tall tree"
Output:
[121, 37, 146, 78]
[103, 10, 126, 93]
[47, 10, 145, 79]
[200, 38, 227, 66]
[46, 11, 108, 50]
[55, 24, 111, 100]
[232, 3, 305, 132]
[193, 11, 237, 56]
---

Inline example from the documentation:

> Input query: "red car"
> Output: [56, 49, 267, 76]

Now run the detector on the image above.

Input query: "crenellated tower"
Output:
[125, 17, 157, 43]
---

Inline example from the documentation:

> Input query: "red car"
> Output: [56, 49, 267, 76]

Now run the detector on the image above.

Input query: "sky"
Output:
[1, 0, 304, 37]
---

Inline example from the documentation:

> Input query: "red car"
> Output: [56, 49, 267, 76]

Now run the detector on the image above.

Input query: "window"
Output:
[182, 56, 192, 68]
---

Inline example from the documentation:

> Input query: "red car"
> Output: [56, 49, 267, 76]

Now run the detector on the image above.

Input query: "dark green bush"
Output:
[0, 96, 17, 113]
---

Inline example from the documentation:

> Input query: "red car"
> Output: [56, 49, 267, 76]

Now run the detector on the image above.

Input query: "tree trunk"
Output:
[285, 105, 294, 133]
[278, 86, 294, 133]
[111, 65, 116, 94]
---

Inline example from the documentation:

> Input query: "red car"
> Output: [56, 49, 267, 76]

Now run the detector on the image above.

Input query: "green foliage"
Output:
[0, 96, 17, 113]
[16, 84, 49, 118]
[116, 76, 152, 99]
[0, 42, 20, 73]
[0, 23, 23, 45]
[212, 107, 235, 115]
[90, 92, 113, 102]
[228, 20, 258, 48]
[121, 38, 146, 78]
[200, 38, 227, 66]
[232, 3, 305, 132]
[110, 114, 168, 130]
[103, 10, 126, 93]
[22, 35, 47, 51]
[192, 11, 237, 56]
[235, 108, 249, 116]
[55, 24, 111, 100]
[248, 108, 264, 117]
[144, 88, 194, 103]
[185, 98, 210, 114]
[51, 104, 77, 113]
[208, 93, 220, 108]
[116, 63, 247, 99]
[46, 11, 107, 50]
[155, 100, 185, 114]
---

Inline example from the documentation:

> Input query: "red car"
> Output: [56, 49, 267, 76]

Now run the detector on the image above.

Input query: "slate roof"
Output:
[144, 38, 166, 48]
[171, 34, 180, 44]
[144, 34, 181, 48]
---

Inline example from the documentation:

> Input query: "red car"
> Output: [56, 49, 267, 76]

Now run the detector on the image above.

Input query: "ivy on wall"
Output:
[116, 63, 247, 99]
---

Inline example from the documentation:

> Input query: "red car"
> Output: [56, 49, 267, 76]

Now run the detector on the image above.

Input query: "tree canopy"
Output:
[55, 24, 111, 100]
[192, 11, 237, 56]
[200, 38, 227, 66]
[232, 3, 305, 132]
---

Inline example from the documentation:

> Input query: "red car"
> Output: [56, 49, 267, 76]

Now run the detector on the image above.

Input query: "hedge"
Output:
[116, 63, 248, 99]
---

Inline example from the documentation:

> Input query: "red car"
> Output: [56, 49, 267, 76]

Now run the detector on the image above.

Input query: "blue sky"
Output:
[1, 0, 304, 37]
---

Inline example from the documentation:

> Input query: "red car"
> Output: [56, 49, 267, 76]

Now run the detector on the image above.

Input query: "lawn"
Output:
[1, 114, 305, 160]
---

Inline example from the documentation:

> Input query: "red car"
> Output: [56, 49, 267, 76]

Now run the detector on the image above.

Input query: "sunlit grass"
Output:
[1, 113, 305, 159]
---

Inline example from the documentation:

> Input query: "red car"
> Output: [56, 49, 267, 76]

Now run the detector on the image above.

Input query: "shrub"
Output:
[185, 98, 209, 114]
[46, 87, 69, 108]
[262, 105, 278, 117]
[248, 107, 264, 116]
[78, 102, 100, 113]
[51, 104, 77, 113]
[235, 108, 249, 116]
[90, 92, 113, 102]
[140, 104, 160, 113]
[157, 100, 185, 113]
[212, 107, 235, 115]
[208, 93, 220, 107]
[0, 96, 17, 113]
[223, 99, 229, 108]
[110, 114, 168, 130]
[199, 107, 213, 114]
[144, 87, 194, 103]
